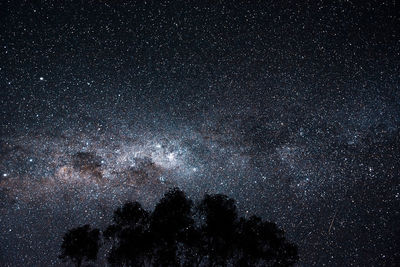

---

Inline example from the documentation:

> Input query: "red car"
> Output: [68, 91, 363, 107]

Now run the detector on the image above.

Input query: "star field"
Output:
[1, 1, 399, 266]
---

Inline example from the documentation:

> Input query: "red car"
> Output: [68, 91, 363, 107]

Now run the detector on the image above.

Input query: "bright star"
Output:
[167, 152, 175, 161]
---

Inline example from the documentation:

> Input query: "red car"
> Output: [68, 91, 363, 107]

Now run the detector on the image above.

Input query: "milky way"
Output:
[1, 1, 399, 266]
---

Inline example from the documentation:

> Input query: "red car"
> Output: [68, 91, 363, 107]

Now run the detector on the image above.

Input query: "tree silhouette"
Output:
[59, 224, 100, 267]
[197, 194, 239, 266]
[236, 216, 298, 266]
[150, 188, 194, 266]
[60, 188, 298, 266]
[104, 202, 151, 266]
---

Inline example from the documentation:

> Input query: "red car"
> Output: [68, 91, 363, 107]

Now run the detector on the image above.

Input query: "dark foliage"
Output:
[104, 201, 151, 266]
[150, 188, 194, 266]
[61, 188, 298, 266]
[59, 224, 100, 267]
[197, 194, 239, 266]
[236, 216, 298, 266]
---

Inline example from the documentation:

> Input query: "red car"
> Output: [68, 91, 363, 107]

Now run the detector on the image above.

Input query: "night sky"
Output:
[1, 0, 399, 266]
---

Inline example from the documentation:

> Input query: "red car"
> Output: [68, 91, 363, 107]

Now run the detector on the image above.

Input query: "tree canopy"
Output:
[59, 224, 100, 267]
[60, 188, 298, 266]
